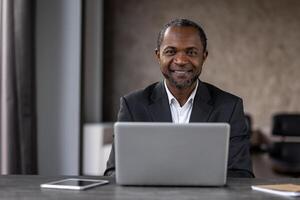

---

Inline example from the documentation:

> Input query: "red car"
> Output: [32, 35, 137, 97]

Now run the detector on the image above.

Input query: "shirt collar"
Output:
[164, 79, 198, 106]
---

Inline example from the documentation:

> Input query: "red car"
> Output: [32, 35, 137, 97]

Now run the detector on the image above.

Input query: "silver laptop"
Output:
[114, 122, 230, 186]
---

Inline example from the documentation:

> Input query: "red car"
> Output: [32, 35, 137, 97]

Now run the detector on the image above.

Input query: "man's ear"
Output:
[155, 48, 161, 63]
[155, 48, 160, 59]
[203, 50, 208, 61]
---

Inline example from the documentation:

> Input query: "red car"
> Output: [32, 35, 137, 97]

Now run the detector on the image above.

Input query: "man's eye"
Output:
[164, 49, 176, 55]
[186, 50, 198, 56]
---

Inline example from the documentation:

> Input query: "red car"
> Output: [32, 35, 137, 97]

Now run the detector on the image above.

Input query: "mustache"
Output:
[169, 64, 193, 71]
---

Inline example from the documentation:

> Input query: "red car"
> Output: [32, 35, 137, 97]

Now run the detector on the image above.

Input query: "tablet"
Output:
[40, 178, 109, 190]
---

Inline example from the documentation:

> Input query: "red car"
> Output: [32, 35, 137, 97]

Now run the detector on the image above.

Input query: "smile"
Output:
[171, 70, 192, 74]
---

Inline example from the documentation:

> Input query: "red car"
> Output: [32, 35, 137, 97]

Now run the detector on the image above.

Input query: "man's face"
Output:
[156, 26, 207, 89]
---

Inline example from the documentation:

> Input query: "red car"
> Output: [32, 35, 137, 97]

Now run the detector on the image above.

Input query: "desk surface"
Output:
[1, 175, 299, 200]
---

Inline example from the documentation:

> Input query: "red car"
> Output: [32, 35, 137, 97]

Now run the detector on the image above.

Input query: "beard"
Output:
[162, 70, 200, 89]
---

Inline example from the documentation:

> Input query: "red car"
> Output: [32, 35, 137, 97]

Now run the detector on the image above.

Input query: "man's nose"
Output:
[174, 52, 189, 65]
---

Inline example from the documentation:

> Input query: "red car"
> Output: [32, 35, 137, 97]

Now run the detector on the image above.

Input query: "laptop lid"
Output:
[115, 122, 230, 186]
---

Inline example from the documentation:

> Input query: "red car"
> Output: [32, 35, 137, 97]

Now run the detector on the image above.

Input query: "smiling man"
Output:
[104, 19, 254, 178]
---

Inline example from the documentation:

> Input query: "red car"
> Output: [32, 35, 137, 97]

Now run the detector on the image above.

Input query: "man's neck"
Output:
[166, 81, 197, 106]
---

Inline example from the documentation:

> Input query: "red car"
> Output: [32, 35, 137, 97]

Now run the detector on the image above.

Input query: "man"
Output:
[104, 19, 254, 178]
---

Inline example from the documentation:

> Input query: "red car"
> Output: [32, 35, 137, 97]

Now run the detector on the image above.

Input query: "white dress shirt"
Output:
[164, 80, 198, 123]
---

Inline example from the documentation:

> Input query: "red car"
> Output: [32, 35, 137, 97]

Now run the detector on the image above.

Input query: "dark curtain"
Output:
[0, 0, 37, 174]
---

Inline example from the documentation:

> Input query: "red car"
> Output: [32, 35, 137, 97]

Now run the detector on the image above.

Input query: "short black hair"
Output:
[157, 18, 207, 52]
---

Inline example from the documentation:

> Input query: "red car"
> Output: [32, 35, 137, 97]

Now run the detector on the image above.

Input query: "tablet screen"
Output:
[54, 180, 99, 186]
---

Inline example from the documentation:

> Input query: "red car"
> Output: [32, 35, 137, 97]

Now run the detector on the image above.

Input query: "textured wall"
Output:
[103, 0, 300, 132]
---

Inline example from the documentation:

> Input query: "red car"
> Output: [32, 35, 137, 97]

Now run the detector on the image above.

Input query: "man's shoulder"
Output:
[202, 81, 242, 104]
[123, 82, 161, 103]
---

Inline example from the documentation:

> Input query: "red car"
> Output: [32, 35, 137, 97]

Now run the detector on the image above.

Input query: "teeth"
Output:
[174, 71, 187, 74]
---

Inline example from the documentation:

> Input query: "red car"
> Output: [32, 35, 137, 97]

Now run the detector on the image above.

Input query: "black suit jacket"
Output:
[104, 80, 254, 178]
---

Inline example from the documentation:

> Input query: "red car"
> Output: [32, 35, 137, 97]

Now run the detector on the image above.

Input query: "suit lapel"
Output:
[189, 80, 214, 122]
[147, 81, 172, 122]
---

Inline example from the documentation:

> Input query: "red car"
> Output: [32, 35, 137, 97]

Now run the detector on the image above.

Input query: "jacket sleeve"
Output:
[227, 98, 255, 178]
[103, 97, 133, 176]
